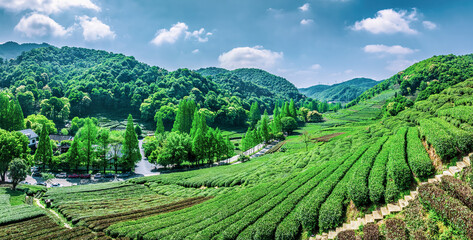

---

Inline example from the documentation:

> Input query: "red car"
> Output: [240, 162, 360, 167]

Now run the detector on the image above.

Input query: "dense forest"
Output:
[0, 41, 50, 60]
[0, 45, 314, 130]
[299, 78, 378, 103]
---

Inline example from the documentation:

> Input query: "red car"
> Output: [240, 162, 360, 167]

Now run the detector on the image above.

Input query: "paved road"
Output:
[134, 139, 160, 177]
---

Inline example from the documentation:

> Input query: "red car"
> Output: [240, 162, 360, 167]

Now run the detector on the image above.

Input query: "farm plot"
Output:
[0, 215, 111, 240]
[0, 188, 45, 226]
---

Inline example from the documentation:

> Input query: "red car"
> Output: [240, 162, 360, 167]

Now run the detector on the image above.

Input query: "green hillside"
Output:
[197, 67, 305, 101]
[299, 78, 378, 103]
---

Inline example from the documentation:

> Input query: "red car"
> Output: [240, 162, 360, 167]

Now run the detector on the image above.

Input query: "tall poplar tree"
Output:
[289, 99, 297, 118]
[78, 118, 98, 172]
[260, 111, 271, 143]
[34, 124, 53, 170]
[67, 137, 83, 171]
[155, 112, 165, 135]
[172, 99, 196, 134]
[249, 102, 260, 129]
[122, 114, 141, 172]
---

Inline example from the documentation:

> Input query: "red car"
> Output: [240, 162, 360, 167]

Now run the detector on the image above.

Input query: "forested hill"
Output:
[196, 67, 305, 101]
[0, 41, 50, 60]
[0, 44, 295, 128]
[299, 77, 378, 103]
[348, 54, 473, 110]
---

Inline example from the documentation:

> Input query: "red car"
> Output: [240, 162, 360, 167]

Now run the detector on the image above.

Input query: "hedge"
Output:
[440, 175, 473, 211]
[368, 139, 390, 203]
[406, 127, 434, 178]
[418, 183, 473, 239]
[386, 127, 412, 193]
[348, 136, 388, 206]
[431, 118, 473, 154]
[298, 145, 369, 233]
[419, 118, 457, 161]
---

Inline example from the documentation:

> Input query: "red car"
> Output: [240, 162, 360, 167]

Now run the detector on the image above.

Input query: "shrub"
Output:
[385, 178, 400, 203]
[386, 218, 408, 240]
[363, 223, 380, 240]
[337, 230, 355, 240]
[440, 175, 473, 211]
[418, 183, 473, 239]
[386, 127, 412, 191]
[281, 117, 298, 134]
[406, 127, 434, 178]
[307, 110, 323, 123]
[348, 137, 387, 206]
[431, 118, 473, 154]
[419, 118, 456, 161]
[369, 140, 390, 203]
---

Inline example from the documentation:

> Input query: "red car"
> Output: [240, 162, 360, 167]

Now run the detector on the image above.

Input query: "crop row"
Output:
[419, 118, 457, 160]
[348, 136, 388, 207]
[134, 156, 333, 240]
[297, 145, 369, 233]
[368, 138, 390, 203]
[437, 106, 473, 125]
[386, 218, 407, 240]
[440, 175, 473, 211]
[264, 141, 286, 155]
[0, 205, 45, 226]
[406, 127, 434, 179]
[431, 117, 473, 154]
[45, 181, 131, 195]
[418, 183, 473, 239]
[386, 127, 412, 202]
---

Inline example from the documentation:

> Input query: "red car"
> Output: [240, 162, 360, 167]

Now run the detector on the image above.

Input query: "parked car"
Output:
[67, 173, 79, 178]
[104, 173, 115, 178]
[93, 173, 102, 179]
[80, 174, 91, 179]
[32, 172, 42, 177]
[118, 172, 132, 178]
[55, 172, 67, 178]
[36, 182, 47, 186]
[51, 183, 61, 187]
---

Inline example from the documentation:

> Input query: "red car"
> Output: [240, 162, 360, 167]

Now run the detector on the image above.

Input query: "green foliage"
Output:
[406, 127, 434, 178]
[77, 118, 98, 172]
[368, 139, 390, 203]
[0, 92, 25, 131]
[172, 99, 196, 134]
[419, 118, 457, 161]
[348, 137, 387, 207]
[24, 114, 56, 134]
[8, 158, 29, 190]
[40, 96, 70, 123]
[383, 95, 414, 116]
[281, 117, 298, 134]
[155, 112, 165, 135]
[299, 78, 378, 103]
[249, 102, 261, 129]
[34, 123, 53, 169]
[386, 127, 412, 197]
[307, 110, 323, 123]
[122, 114, 141, 171]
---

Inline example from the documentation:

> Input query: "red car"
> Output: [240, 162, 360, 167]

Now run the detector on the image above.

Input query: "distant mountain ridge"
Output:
[196, 67, 305, 101]
[0, 41, 50, 60]
[299, 78, 378, 102]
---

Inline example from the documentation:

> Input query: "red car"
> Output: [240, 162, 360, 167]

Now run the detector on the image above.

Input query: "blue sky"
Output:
[1, 0, 473, 87]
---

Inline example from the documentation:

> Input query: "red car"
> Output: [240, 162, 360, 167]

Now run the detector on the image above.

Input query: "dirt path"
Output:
[34, 198, 72, 229]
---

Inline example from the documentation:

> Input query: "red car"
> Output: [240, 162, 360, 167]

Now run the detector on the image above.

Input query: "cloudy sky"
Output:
[1, 0, 473, 87]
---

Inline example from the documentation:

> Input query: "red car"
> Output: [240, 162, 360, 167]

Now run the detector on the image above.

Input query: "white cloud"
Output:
[300, 19, 314, 25]
[0, 0, 100, 14]
[192, 49, 199, 54]
[14, 13, 72, 37]
[185, 28, 211, 42]
[218, 46, 283, 70]
[299, 3, 309, 12]
[77, 16, 115, 41]
[151, 22, 212, 46]
[364, 44, 416, 55]
[422, 21, 437, 30]
[386, 59, 417, 72]
[310, 64, 321, 70]
[352, 9, 418, 34]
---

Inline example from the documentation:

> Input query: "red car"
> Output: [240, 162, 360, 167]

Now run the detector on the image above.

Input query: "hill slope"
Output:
[0, 41, 50, 60]
[196, 67, 305, 101]
[299, 78, 378, 102]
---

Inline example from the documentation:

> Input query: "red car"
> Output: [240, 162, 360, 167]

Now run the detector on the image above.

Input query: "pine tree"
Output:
[122, 114, 141, 172]
[249, 102, 260, 129]
[155, 112, 165, 135]
[0, 93, 9, 130]
[192, 128, 206, 165]
[282, 102, 289, 118]
[172, 99, 196, 134]
[190, 111, 208, 138]
[260, 111, 270, 143]
[273, 103, 280, 119]
[98, 128, 110, 173]
[34, 124, 53, 170]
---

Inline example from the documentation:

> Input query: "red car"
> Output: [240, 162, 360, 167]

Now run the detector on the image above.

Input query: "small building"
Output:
[49, 135, 74, 154]
[19, 129, 38, 149]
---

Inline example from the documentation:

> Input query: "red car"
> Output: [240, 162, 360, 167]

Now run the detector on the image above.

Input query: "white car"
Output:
[93, 173, 102, 179]
[55, 172, 67, 178]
